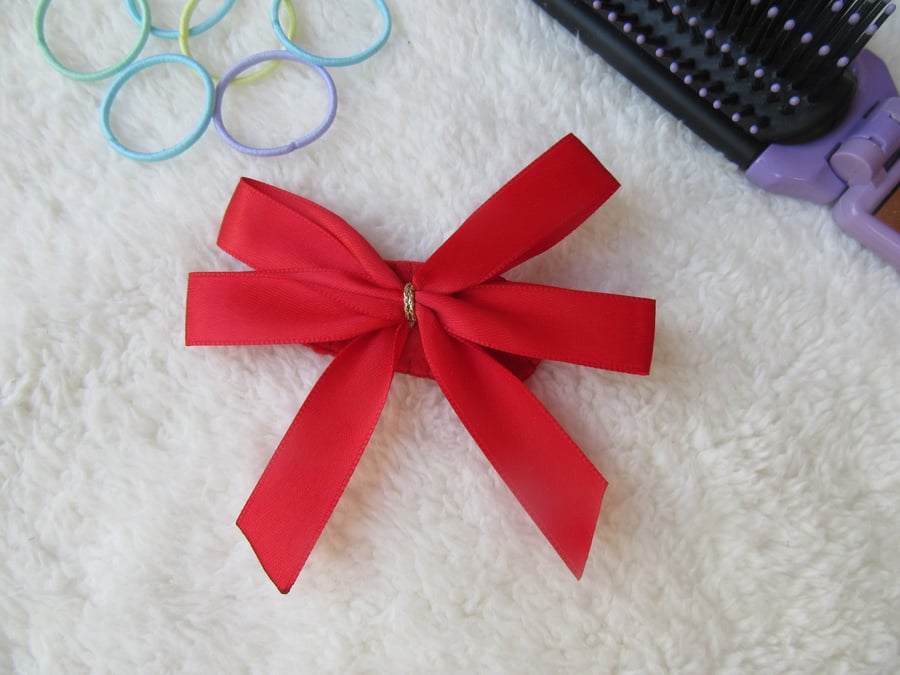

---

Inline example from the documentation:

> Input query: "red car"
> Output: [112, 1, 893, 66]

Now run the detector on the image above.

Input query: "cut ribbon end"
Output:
[236, 513, 299, 594]
[562, 471, 608, 580]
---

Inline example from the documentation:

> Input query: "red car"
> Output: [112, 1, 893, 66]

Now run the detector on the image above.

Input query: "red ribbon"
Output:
[186, 135, 655, 592]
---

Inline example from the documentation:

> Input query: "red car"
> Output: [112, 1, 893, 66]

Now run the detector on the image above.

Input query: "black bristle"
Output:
[570, 0, 896, 148]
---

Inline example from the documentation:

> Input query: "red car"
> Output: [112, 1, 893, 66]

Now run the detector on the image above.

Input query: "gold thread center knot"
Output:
[403, 283, 416, 326]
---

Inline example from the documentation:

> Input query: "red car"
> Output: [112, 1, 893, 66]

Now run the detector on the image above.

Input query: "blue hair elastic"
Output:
[35, 0, 151, 81]
[124, 0, 236, 40]
[100, 54, 215, 162]
[270, 0, 392, 68]
[213, 50, 337, 157]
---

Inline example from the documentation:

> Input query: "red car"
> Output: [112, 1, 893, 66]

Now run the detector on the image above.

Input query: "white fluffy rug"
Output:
[3, 1, 900, 672]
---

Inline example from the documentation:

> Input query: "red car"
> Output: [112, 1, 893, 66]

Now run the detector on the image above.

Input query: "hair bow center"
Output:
[402, 282, 416, 326]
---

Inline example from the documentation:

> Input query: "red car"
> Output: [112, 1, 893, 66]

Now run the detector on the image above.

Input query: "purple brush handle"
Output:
[832, 95, 900, 270]
[747, 50, 900, 270]
[746, 51, 897, 205]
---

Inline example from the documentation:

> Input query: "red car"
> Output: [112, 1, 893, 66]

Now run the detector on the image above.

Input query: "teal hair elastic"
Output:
[125, 0, 236, 40]
[35, 0, 151, 81]
[271, 0, 392, 68]
[100, 54, 215, 162]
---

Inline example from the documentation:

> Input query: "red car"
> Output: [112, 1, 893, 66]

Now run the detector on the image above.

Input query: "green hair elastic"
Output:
[179, 0, 298, 86]
[35, 0, 151, 82]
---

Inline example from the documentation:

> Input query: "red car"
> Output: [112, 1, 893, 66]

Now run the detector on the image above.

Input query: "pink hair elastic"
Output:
[213, 51, 338, 157]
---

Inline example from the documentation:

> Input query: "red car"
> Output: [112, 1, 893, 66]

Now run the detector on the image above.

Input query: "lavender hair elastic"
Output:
[271, 0, 392, 68]
[100, 54, 215, 162]
[213, 51, 337, 157]
[125, 0, 236, 40]
[35, 0, 151, 82]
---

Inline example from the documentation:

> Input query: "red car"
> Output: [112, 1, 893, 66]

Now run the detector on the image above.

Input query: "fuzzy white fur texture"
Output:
[3, 1, 900, 672]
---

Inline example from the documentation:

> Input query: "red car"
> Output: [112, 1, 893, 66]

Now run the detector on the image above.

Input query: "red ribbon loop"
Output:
[186, 135, 656, 592]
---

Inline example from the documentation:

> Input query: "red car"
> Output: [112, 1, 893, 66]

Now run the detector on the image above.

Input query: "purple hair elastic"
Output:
[213, 51, 337, 157]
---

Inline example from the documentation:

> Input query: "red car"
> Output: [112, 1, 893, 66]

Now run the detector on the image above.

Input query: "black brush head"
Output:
[536, 0, 896, 166]
[587, 0, 895, 143]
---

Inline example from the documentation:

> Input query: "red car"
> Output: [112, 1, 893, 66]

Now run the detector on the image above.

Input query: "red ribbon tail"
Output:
[418, 308, 607, 578]
[236, 325, 407, 593]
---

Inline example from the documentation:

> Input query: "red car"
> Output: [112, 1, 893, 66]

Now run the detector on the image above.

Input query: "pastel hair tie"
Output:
[35, 0, 151, 82]
[271, 0, 392, 68]
[100, 54, 215, 162]
[179, 0, 298, 86]
[213, 50, 337, 157]
[125, 0, 236, 40]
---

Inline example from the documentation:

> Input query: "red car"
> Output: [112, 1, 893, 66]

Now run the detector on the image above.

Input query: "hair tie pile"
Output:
[34, 0, 392, 162]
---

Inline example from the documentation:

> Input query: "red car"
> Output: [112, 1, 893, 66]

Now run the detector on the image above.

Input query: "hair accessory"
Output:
[125, 0, 236, 40]
[179, 0, 299, 85]
[35, 0, 151, 82]
[100, 53, 215, 162]
[185, 135, 657, 592]
[271, 0, 392, 67]
[36, 0, 392, 159]
[213, 50, 338, 157]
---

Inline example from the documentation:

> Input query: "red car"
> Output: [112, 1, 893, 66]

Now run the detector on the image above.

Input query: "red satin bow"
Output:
[186, 135, 655, 592]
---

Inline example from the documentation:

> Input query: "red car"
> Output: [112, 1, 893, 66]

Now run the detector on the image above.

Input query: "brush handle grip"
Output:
[533, 0, 766, 168]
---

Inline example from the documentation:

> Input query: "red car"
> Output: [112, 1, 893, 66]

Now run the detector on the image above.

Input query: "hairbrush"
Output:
[532, 0, 900, 270]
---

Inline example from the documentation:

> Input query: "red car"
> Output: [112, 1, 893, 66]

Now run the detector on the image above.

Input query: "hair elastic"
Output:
[213, 50, 337, 157]
[125, 0, 236, 40]
[179, 0, 298, 86]
[35, 0, 151, 82]
[100, 54, 215, 162]
[270, 0, 392, 68]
